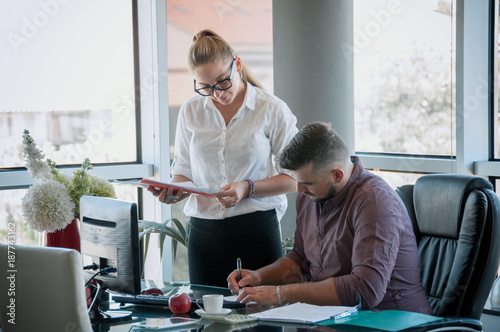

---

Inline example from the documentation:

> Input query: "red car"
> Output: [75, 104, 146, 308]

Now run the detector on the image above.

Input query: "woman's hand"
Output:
[215, 181, 250, 208]
[147, 185, 190, 205]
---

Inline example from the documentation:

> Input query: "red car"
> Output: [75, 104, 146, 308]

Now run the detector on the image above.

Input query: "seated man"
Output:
[228, 122, 433, 314]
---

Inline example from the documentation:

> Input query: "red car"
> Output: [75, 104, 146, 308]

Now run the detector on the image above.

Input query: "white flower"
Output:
[21, 129, 116, 232]
[22, 130, 52, 181]
[21, 181, 75, 233]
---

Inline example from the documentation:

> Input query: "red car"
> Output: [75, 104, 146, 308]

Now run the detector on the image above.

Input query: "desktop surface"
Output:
[92, 281, 481, 332]
[98, 281, 319, 332]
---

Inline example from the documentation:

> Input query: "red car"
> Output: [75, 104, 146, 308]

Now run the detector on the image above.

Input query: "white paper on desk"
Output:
[248, 302, 357, 324]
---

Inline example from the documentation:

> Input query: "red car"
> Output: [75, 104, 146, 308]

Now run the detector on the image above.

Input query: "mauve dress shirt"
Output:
[286, 157, 433, 314]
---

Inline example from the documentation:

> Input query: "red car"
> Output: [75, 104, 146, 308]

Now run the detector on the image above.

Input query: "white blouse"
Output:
[171, 83, 298, 220]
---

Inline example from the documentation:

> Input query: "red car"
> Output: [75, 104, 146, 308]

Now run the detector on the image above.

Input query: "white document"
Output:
[248, 302, 357, 324]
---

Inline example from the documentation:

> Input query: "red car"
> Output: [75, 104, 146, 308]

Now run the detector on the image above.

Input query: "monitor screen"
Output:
[80, 195, 142, 296]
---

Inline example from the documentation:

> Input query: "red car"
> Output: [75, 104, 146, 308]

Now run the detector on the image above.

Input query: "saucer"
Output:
[195, 308, 232, 316]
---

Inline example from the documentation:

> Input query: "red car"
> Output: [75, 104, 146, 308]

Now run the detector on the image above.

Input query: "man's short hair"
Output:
[280, 122, 350, 173]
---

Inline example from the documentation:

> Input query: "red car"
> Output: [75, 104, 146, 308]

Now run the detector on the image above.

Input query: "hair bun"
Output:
[193, 29, 216, 42]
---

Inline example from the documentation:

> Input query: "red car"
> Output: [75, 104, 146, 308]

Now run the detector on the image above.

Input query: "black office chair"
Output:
[396, 174, 500, 330]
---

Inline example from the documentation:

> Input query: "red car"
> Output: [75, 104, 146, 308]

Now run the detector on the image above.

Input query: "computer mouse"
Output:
[140, 287, 164, 296]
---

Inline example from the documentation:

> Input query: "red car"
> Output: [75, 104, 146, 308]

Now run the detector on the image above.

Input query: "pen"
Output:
[236, 258, 242, 282]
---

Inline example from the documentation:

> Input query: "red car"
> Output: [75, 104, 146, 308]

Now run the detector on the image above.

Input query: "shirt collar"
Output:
[244, 82, 257, 111]
[204, 81, 256, 112]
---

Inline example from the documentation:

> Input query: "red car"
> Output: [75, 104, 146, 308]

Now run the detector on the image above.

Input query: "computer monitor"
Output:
[80, 195, 142, 323]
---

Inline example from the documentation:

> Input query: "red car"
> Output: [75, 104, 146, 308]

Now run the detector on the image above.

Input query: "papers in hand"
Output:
[140, 179, 221, 197]
[112, 179, 220, 197]
[248, 302, 358, 325]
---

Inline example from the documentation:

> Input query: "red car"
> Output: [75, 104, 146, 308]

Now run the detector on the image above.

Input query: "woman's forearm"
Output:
[252, 173, 296, 197]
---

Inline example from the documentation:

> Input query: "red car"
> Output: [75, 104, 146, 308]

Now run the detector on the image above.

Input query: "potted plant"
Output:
[21, 129, 116, 251]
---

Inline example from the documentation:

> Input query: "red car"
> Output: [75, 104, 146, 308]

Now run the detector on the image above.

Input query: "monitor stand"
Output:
[88, 282, 132, 323]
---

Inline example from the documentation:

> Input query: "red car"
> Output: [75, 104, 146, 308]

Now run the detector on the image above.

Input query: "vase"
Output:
[46, 217, 81, 252]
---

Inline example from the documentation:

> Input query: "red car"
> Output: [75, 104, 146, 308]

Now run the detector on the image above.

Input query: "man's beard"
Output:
[307, 183, 337, 203]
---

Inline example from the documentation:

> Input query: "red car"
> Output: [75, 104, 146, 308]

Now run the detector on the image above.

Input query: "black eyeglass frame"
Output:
[193, 57, 236, 96]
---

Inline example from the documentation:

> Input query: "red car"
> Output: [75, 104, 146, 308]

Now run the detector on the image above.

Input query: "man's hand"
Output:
[227, 268, 261, 294]
[236, 285, 280, 305]
[215, 181, 250, 208]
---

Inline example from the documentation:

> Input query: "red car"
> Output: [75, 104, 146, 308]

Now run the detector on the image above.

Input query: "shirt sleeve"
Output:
[334, 189, 404, 308]
[267, 99, 298, 177]
[285, 194, 312, 280]
[170, 103, 193, 180]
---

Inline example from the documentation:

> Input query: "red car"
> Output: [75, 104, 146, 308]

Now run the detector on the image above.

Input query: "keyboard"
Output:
[113, 294, 246, 309]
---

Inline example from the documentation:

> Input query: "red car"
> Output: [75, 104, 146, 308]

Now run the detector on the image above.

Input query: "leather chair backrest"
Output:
[396, 174, 500, 320]
[395, 184, 420, 242]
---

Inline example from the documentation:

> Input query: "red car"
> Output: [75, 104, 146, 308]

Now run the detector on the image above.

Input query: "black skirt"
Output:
[187, 209, 282, 287]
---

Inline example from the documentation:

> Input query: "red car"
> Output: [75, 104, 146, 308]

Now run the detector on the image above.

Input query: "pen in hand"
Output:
[236, 258, 242, 286]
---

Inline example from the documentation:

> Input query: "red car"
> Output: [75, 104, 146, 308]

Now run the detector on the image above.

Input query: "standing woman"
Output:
[149, 29, 298, 287]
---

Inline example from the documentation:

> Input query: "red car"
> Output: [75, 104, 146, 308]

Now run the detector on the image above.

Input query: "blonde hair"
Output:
[188, 29, 264, 90]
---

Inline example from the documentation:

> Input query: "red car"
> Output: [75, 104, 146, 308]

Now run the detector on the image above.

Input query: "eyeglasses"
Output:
[194, 58, 236, 96]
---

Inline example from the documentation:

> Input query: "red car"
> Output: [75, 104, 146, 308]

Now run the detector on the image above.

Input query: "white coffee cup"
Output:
[199, 294, 223, 314]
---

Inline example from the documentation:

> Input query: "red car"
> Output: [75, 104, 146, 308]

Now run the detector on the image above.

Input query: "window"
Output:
[0, 1, 140, 246]
[354, 0, 456, 157]
[371, 171, 422, 190]
[0, 0, 136, 166]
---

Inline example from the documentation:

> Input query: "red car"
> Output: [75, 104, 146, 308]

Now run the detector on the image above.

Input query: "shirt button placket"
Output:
[219, 129, 226, 182]
[222, 129, 229, 183]
[216, 129, 226, 219]
[317, 225, 324, 272]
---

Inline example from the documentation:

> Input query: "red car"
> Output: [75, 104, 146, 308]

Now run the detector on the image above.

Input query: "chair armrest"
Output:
[400, 316, 482, 332]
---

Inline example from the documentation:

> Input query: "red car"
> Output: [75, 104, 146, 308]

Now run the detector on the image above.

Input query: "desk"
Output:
[93, 282, 482, 332]
[99, 306, 482, 332]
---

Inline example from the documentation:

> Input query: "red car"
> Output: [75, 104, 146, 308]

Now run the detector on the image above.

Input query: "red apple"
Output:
[168, 293, 192, 313]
